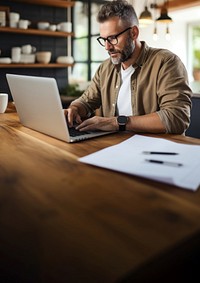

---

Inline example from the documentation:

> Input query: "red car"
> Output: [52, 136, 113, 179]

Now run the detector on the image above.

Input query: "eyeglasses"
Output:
[97, 27, 132, 47]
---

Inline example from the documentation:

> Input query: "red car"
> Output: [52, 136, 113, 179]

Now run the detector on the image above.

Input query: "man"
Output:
[65, 0, 192, 134]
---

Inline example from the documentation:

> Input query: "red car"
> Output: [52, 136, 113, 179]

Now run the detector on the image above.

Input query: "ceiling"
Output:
[152, 0, 200, 22]
[165, 0, 200, 11]
[170, 5, 200, 22]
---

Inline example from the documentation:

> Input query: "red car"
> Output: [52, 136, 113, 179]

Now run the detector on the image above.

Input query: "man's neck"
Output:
[122, 40, 142, 70]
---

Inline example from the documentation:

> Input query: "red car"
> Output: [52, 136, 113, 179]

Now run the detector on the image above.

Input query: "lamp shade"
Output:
[139, 6, 153, 25]
[156, 6, 172, 23]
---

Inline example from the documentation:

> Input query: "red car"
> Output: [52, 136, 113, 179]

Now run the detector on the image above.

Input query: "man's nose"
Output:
[104, 40, 113, 50]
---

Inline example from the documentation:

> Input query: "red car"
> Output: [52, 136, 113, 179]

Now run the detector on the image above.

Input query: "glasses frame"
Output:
[97, 27, 132, 47]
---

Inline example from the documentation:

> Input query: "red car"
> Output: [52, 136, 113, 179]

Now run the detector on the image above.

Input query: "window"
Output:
[188, 23, 200, 82]
[71, 0, 108, 83]
[192, 25, 200, 81]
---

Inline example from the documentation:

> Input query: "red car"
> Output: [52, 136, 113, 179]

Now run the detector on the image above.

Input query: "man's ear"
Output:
[131, 26, 139, 39]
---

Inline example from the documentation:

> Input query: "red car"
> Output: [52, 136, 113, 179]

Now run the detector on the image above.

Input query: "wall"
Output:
[139, 22, 188, 68]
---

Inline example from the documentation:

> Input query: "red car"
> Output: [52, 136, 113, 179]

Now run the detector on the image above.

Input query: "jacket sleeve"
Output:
[71, 65, 103, 116]
[156, 52, 192, 134]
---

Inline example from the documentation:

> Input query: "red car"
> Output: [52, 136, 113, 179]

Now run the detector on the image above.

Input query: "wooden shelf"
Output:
[0, 27, 73, 37]
[0, 63, 73, 68]
[12, 0, 75, 8]
[168, 0, 200, 11]
[0, 0, 74, 90]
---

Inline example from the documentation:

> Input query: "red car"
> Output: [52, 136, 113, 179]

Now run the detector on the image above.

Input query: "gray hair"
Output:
[97, 0, 139, 27]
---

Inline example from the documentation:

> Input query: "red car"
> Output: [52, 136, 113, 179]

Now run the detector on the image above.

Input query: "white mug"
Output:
[18, 19, 30, 29]
[0, 93, 8, 113]
[11, 47, 21, 63]
[9, 12, 20, 28]
[9, 12, 20, 21]
[21, 44, 36, 54]
[9, 20, 18, 28]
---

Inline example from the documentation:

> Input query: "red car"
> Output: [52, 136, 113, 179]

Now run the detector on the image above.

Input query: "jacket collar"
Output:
[114, 41, 149, 72]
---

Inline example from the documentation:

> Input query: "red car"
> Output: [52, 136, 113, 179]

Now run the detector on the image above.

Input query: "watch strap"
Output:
[119, 124, 126, 131]
[117, 115, 128, 131]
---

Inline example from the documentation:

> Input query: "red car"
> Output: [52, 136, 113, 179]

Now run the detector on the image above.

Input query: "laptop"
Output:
[6, 74, 114, 142]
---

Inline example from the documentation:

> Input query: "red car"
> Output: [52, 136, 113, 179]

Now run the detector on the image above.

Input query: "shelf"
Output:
[0, 27, 73, 37]
[0, 0, 74, 92]
[12, 0, 75, 8]
[0, 63, 74, 68]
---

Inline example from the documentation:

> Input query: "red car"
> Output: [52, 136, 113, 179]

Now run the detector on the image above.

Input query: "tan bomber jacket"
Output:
[72, 41, 192, 134]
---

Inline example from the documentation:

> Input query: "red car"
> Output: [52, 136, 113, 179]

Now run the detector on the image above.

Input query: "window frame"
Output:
[72, 0, 108, 82]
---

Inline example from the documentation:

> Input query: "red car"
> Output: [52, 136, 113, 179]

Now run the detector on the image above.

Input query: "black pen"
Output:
[143, 151, 178, 155]
[145, 159, 183, 167]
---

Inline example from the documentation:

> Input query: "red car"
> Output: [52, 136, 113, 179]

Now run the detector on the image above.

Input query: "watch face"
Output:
[117, 115, 128, 124]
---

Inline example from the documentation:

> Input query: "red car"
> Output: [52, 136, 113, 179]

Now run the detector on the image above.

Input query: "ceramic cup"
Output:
[36, 51, 51, 64]
[49, 24, 57, 31]
[9, 12, 20, 28]
[18, 19, 31, 29]
[21, 44, 36, 54]
[11, 47, 21, 63]
[9, 12, 20, 21]
[37, 21, 50, 30]
[57, 22, 72, 32]
[9, 20, 18, 28]
[0, 93, 8, 113]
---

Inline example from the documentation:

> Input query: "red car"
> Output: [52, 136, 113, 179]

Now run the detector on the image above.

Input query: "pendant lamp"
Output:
[156, 0, 172, 23]
[139, 3, 153, 25]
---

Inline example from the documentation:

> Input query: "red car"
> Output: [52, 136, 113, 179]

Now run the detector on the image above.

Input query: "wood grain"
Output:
[1, 105, 200, 282]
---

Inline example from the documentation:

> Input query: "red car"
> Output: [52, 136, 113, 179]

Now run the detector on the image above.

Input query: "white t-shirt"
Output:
[117, 65, 135, 116]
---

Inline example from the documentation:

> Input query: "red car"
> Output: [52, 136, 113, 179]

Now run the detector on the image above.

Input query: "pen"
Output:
[145, 159, 183, 167]
[143, 151, 178, 155]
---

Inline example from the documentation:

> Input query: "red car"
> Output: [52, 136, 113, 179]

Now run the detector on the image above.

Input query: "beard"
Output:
[109, 37, 135, 65]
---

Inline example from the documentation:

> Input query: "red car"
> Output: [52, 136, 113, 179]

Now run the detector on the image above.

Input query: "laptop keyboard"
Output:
[69, 127, 90, 137]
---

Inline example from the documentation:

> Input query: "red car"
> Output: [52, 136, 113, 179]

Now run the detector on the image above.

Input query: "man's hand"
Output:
[75, 116, 118, 132]
[64, 106, 82, 127]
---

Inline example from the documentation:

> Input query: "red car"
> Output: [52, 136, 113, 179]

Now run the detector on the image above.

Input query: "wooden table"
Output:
[1, 104, 200, 283]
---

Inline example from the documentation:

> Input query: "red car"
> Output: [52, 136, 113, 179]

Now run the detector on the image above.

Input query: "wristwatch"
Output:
[117, 115, 128, 131]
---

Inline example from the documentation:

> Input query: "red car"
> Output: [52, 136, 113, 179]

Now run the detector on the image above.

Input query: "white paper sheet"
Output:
[79, 135, 200, 191]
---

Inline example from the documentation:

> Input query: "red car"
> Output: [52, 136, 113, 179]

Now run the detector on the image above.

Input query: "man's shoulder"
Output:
[147, 44, 178, 60]
[138, 41, 178, 67]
